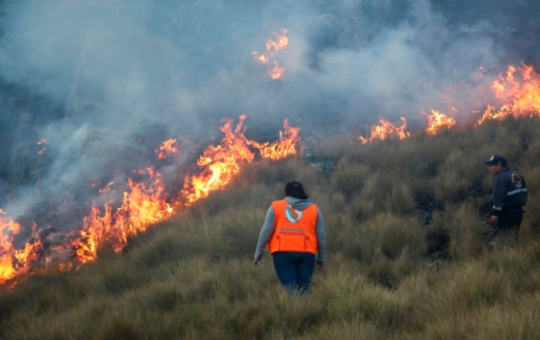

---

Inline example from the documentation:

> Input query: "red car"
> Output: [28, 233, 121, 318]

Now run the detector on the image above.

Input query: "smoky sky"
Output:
[0, 0, 537, 218]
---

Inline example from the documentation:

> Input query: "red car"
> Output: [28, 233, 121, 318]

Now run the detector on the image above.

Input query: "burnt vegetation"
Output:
[1, 118, 540, 339]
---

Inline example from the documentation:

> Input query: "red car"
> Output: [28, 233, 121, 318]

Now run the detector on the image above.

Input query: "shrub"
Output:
[329, 158, 370, 200]
[351, 174, 418, 219]
[343, 213, 427, 264]
[432, 203, 487, 261]
[299, 322, 380, 340]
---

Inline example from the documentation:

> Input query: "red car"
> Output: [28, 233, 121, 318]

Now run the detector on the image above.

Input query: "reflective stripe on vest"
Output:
[268, 200, 318, 255]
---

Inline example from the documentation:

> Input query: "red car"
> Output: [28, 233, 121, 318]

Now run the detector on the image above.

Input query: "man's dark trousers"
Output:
[496, 206, 523, 240]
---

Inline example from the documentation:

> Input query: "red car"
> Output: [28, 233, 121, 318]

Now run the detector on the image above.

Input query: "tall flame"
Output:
[181, 115, 255, 205]
[477, 64, 540, 125]
[182, 115, 300, 204]
[425, 110, 456, 135]
[1, 211, 44, 285]
[0, 210, 21, 284]
[73, 168, 175, 264]
[359, 117, 410, 144]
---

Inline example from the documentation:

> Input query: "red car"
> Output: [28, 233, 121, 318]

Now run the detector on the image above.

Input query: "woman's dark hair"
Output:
[285, 181, 308, 199]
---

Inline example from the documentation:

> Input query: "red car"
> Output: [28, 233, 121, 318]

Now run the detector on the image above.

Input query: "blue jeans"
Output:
[272, 252, 316, 293]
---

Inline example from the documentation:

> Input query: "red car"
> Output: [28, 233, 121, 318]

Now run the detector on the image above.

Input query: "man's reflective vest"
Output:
[268, 199, 318, 254]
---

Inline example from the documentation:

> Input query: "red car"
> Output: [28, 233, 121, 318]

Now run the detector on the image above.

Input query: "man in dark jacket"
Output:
[483, 155, 527, 240]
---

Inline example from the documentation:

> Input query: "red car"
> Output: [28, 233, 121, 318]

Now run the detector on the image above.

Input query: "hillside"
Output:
[1, 118, 540, 340]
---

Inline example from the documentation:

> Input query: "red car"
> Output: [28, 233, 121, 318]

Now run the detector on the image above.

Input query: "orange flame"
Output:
[477, 64, 540, 125]
[182, 115, 301, 204]
[425, 110, 456, 135]
[252, 29, 288, 64]
[252, 29, 288, 79]
[155, 138, 179, 160]
[269, 60, 286, 80]
[73, 168, 175, 264]
[359, 117, 410, 144]
[0, 209, 21, 284]
[181, 115, 255, 204]
[249, 119, 300, 161]
[0, 115, 300, 284]
[13, 224, 43, 276]
[0, 211, 45, 285]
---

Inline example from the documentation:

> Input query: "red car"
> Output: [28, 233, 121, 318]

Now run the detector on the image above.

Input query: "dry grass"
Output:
[2, 118, 540, 339]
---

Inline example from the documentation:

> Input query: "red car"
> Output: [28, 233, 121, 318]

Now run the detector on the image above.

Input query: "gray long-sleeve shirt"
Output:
[253, 196, 327, 263]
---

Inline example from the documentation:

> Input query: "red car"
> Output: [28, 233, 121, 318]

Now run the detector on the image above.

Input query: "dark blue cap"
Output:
[483, 155, 507, 166]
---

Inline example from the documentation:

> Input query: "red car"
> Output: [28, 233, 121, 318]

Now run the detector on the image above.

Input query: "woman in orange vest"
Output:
[253, 181, 326, 293]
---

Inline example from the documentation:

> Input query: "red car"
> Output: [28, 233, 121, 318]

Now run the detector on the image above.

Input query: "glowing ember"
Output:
[425, 110, 456, 135]
[99, 181, 115, 194]
[477, 64, 540, 125]
[37, 139, 48, 155]
[359, 117, 410, 144]
[155, 138, 179, 160]
[269, 60, 286, 80]
[252, 29, 289, 79]
[476, 66, 486, 79]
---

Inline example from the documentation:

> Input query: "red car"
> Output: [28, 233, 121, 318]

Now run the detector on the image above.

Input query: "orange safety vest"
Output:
[268, 200, 318, 255]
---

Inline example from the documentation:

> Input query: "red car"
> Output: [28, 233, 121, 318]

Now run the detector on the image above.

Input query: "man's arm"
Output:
[315, 207, 327, 264]
[253, 207, 275, 261]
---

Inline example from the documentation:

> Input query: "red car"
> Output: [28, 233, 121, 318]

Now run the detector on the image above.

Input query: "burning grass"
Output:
[2, 118, 540, 339]
[0, 115, 301, 285]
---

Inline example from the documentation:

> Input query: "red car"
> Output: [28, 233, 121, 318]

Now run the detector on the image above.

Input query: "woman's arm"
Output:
[315, 207, 327, 263]
[254, 206, 275, 260]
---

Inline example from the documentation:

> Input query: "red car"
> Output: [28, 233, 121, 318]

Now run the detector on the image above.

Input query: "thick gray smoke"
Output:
[0, 0, 537, 222]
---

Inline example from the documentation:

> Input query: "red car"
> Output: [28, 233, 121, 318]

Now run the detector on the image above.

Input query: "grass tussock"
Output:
[2, 118, 540, 339]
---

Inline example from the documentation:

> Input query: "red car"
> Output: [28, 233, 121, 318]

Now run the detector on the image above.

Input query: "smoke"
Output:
[310, 3, 501, 127]
[0, 0, 535, 221]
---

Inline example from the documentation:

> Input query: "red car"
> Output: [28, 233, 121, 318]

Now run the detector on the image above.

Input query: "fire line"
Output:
[0, 116, 301, 285]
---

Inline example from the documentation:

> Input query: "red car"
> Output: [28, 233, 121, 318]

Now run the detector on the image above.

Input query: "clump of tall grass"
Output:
[343, 213, 426, 264]
[329, 158, 370, 200]
[431, 202, 487, 261]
